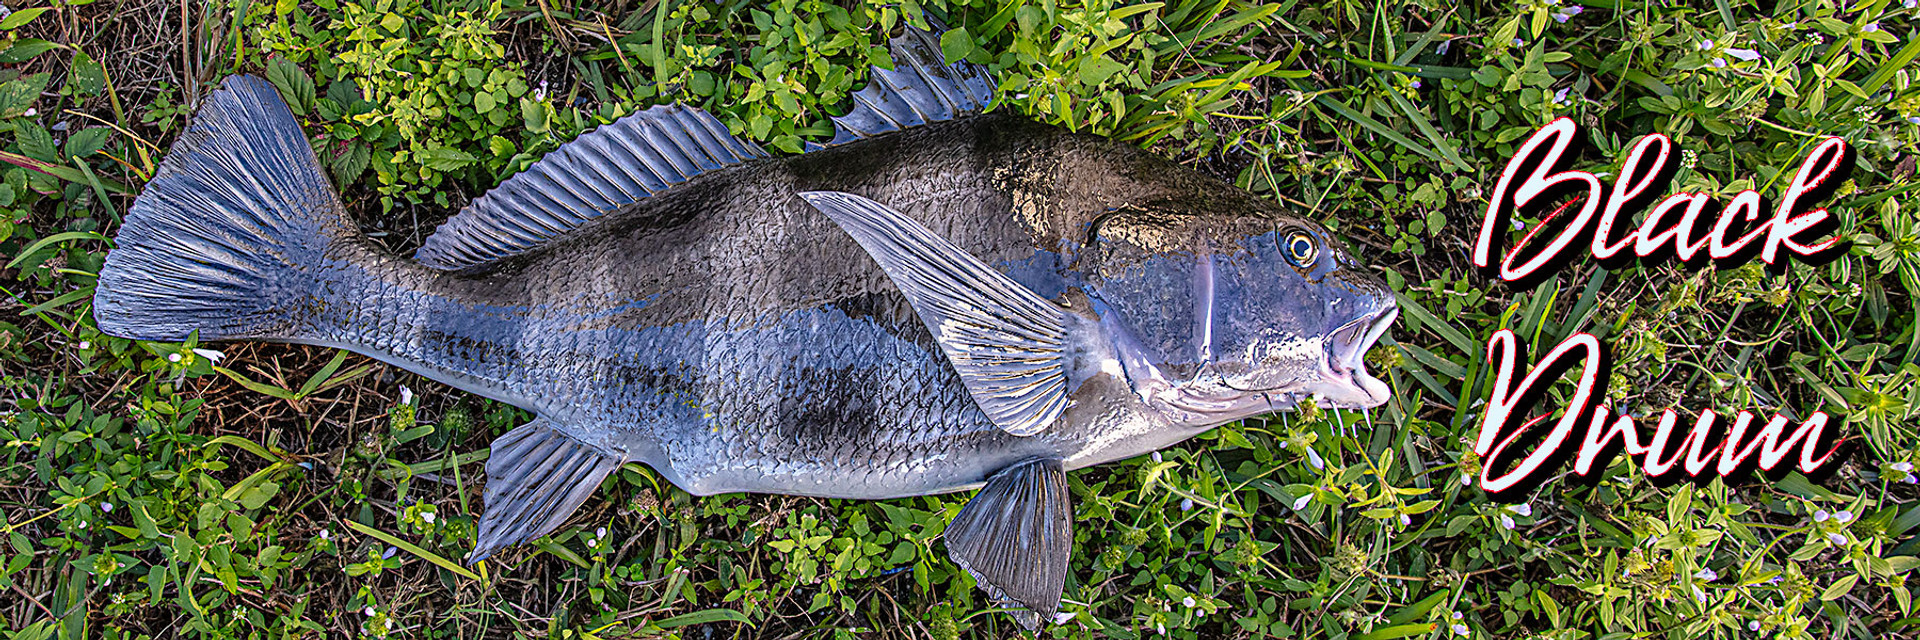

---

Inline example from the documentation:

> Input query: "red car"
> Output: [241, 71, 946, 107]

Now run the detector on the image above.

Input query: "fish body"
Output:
[94, 28, 1396, 628]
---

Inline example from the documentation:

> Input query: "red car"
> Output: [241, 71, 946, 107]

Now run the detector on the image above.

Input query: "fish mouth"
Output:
[1312, 305, 1397, 409]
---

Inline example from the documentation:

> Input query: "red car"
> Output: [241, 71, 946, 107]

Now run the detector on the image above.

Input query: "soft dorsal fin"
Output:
[816, 25, 997, 149]
[414, 104, 769, 271]
[798, 191, 1072, 437]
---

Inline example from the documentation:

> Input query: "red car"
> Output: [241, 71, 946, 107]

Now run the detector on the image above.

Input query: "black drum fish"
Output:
[93, 28, 1397, 627]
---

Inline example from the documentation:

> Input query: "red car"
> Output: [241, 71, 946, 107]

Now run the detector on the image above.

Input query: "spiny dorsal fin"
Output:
[415, 104, 768, 271]
[815, 26, 997, 149]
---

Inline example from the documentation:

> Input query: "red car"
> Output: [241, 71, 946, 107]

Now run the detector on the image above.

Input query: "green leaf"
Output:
[938, 27, 974, 65]
[67, 51, 106, 96]
[265, 58, 316, 116]
[1078, 54, 1129, 86]
[653, 608, 752, 629]
[342, 519, 481, 581]
[64, 127, 110, 160]
[418, 146, 477, 171]
[0, 40, 59, 64]
[0, 7, 51, 30]
[332, 142, 370, 185]
[15, 121, 56, 162]
[473, 91, 496, 114]
[1358, 623, 1439, 640]
[1819, 573, 1858, 601]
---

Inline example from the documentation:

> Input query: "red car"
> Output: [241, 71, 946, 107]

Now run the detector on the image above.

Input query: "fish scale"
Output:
[92, 27, 1398, 629]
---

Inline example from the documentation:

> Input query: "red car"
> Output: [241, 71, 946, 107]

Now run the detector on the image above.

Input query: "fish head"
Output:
[1078, 206, 1397, 428]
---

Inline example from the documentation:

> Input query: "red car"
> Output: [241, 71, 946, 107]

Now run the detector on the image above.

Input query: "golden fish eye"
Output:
[1284, 231, 1317, 267]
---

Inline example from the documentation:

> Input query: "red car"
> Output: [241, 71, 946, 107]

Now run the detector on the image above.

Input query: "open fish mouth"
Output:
[1313, 306, 1397, 409]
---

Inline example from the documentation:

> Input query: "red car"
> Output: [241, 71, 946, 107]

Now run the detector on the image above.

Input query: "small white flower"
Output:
[1452, 612, 1463, 620]
[1692, 585, 1707, 604]
[364, 606, 376, 617]
[192, 348, 225, 363]
[77, 341, 90, 350]
[1512, 218, 1526, 231]
[1436, 41, 1451, 55]
[597, 527, 608, 538]
[1906, 0, 1917, 8]
[1399, 513, 1411, 526]
[399, 386, 414, 405]
[78, 520, 88, 529]
[1827, 532, 1847, 546]
[1305, 447, 1324, 470]
[1182, 596, 1196, 608]
[420, 511, 435, 523]
[1157, 621, 1166, 635]
[1749, 620, 1762, 631]
[1410, 80, 1422, 89]
[318, 528, 331, 540]
[1512, 38, 1525, 47]
[1814, 509, 1830, 522]
[1726, 48, 1760, 61]
[1710, 58, 1727, 68]
[1452, 623, 1469, 636]
[1864, 23, 1881, 33]
[1508, 504, 1532, 517]
[1180, 497, 1194, 511]
[167, 353, 182, 363]
[101, 502, 112, 512]
[1834, 510, 1854, 523]
[1500, 514, 1515, 530]
[1293, 494, 1312, 511]
[384, 619, 393, 630]
[1460, 475, 1473, 487]
[1894, 462, 1914, 472]
[1698, 39, 1714, 50]
[1695, 567, 1717, 582]
[1052, 612, 1076, 625]
[1152, 451, 1162, 463]
[382, 546, 397, 559]
[1553, 87, 1571, 104]
[22, 108, 35, 117]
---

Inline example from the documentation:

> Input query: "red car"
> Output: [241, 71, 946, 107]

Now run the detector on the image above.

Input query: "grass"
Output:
[2, 0, 1919, 638]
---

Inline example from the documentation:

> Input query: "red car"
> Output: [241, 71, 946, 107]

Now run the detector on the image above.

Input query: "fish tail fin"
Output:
[95, 75, 352, 342]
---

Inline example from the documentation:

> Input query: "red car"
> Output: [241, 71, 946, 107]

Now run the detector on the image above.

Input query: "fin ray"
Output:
[945, 458, 1074, 630]
[823, 26, 996, 147]
[797, 191, 1072, 437]
[468, 419, 622, 562]
[94, 75, 350, 342]
[416, 104, 768, 271]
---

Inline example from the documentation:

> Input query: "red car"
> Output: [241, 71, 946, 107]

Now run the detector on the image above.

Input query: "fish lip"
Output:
[1314, 305, 1398, 409]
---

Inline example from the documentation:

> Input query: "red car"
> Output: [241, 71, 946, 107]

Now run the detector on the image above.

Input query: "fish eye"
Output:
[1282, 230, 1318, 268]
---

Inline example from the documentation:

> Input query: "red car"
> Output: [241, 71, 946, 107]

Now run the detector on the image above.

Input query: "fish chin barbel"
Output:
[92, 26, 1397, 630]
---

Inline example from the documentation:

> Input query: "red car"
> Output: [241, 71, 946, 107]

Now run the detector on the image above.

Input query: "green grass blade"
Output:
[343, 519, 482, 581]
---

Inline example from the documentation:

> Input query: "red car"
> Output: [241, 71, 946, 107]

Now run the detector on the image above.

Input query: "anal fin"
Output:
[468, 418, 622, 562]
[944, 457, 1073, 630]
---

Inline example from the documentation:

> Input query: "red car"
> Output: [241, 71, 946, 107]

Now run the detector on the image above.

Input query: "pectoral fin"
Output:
[943, 457, 1074, 630]
[467, 418, 621, 562]
[799, 191, 1071, 437]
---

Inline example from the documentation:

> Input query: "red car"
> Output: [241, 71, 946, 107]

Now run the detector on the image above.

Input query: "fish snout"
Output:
[1314, 301, 1397, 409]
